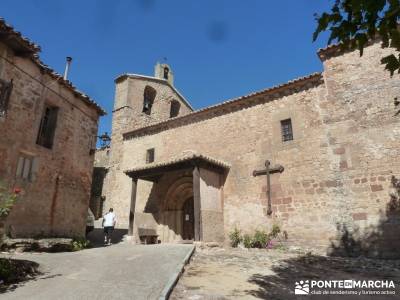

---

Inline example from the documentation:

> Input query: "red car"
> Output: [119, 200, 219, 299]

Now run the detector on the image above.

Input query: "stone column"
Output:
[128, 178, 137, 236]
[193, 166, 202, 241]
[199, 167, 224, 243]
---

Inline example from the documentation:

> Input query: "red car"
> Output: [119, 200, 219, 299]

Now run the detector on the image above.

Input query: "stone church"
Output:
[94, 42, 400, 256]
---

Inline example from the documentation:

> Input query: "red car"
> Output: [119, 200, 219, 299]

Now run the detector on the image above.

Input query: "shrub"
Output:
[71, 238, 91, 251]
[252, 230, 269, 248]
[270, 224, 281, 239]
[243, 234, 252, 248]
[229, 227, 242, 248]
[0, 181, 21, 218]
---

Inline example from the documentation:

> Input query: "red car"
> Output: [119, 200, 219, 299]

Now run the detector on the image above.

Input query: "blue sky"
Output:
[2, 0, 332, 135]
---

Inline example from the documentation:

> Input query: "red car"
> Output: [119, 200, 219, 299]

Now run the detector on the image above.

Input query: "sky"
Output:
[1, 0, 332, 136]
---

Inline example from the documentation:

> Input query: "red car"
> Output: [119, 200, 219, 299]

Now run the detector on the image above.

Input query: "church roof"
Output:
[115, 73, 194, 110]
[124, 151, 230, 180]
[0, 18, 106, 116]
[123, 72, 323, 140]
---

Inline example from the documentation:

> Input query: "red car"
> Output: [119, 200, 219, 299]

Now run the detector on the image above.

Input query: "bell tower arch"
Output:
[154, 62, 174, 86]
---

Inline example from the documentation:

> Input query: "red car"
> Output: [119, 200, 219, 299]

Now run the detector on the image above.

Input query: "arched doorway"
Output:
[182, 197, 194, 240]
[160, 175, 194, 242]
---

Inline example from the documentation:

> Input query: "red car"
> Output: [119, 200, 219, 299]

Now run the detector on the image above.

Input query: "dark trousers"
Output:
[103, 226, 114, 243]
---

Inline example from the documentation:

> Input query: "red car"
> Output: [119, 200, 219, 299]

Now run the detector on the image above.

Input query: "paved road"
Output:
[1, 243, 194, 300]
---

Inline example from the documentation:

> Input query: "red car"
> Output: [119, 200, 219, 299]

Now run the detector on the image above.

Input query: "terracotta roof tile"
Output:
[124, 151, 231, 175]
[0, 18, 106, 116]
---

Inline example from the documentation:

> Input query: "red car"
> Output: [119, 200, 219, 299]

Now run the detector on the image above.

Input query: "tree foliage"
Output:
[313, 0, 400, 75]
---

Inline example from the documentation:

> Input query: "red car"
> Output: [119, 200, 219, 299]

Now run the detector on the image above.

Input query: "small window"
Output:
[0, 78, 13, 117]
[146, 148, 155, 164]
[142, 86, 157, 115]
[280, 119, 293, 142]
[16, 155, 38, 181]
[169, 100, 180, 118]
[163, 67, 169, 80]
[37, 105, 59, 149]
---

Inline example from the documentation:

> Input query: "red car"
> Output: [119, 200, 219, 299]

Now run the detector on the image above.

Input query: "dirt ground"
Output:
[170, 247, 400, 300]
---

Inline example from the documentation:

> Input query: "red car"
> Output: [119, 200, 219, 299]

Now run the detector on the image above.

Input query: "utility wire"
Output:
[0, 54, 100, 122]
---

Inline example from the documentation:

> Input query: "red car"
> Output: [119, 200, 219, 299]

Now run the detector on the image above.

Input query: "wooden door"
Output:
[182, 197, 194, 240]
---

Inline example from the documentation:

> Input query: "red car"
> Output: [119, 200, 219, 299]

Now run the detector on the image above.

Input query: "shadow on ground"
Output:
[86, 228, 128, 247]
[0, 258, 44, 294]
[245, 176, 400, 299]
[246, 253, 400, 299]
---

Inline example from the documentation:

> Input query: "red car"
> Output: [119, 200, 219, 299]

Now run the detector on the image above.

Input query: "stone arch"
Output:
[169, 99, 181, 118]
[164, 176, 193, 211]
[142, 85, 156, 115]
[158, 175, 194, 242]
[163, 66, 169, 79]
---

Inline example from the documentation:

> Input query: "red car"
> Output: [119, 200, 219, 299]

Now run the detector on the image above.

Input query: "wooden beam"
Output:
[128, 178, 138, 236]
[252, 161, 285, 216]
[193, 166, 202, 241]
[252, 165, 284, 177]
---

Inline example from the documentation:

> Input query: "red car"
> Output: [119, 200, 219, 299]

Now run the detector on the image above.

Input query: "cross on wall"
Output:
[253, 160, 284, 215]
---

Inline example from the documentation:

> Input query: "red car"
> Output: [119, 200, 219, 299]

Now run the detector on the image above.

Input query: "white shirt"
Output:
[103, 212, 116, 227]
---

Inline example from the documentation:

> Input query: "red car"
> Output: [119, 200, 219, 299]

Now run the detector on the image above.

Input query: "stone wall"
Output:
[0, 41, 101, 238]
[105, 43, 400, 256]
[104, 74, 193, 223]
[90, 147, 110, 218]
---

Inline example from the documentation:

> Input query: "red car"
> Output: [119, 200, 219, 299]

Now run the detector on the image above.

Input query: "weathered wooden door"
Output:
[182, 197, 194, 240]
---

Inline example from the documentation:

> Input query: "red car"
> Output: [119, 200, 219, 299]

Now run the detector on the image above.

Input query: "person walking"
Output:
[102, 208, 116, 245]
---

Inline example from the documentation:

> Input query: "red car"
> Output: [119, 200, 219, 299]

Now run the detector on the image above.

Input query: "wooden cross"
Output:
[253, 160, 284, 215]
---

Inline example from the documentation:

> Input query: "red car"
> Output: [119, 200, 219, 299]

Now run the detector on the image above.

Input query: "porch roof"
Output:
[124, 152, 230, 181]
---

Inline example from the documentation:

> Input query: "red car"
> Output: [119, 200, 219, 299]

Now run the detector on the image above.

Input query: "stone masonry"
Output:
[95, 42, 400, 257]
[0, 19, 105, 238]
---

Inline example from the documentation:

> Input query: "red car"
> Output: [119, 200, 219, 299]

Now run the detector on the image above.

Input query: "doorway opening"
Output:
[182, 197, 194, 240]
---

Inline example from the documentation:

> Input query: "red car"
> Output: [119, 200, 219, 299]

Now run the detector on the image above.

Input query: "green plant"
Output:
[229, 227, 242, 248]
[71, 238, 91, 251]
[0, 181, 21, 217]
[243, 234, 252, 248]
[251, 230, 269, 248]
[270, 224, 281, 239]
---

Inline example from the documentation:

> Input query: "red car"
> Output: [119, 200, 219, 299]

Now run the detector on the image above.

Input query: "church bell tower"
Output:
[154, 62, 174, 86]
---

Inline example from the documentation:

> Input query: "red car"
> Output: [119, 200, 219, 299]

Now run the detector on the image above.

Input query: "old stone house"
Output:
[0, 19, 105, 238]
[94, 42, 400, 257]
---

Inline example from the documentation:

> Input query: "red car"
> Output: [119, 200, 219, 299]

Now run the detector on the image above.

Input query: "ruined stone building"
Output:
[94, 42, 400, 256]
[0, 19, 105, 238]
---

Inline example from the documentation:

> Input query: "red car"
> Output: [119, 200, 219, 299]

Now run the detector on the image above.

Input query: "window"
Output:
[280, 118, 293, 142]
[37, 105, 59, 149]
[0, 78, 13, 116]
[142, 86, 157, 115]
[169, 100, 180, 118]
[163, 67, 169, 80]
[16, 155, 38, 181]
[146, 148, 155, 164]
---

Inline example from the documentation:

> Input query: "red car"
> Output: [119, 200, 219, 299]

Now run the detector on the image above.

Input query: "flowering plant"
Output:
[0, 180, 21, 217]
